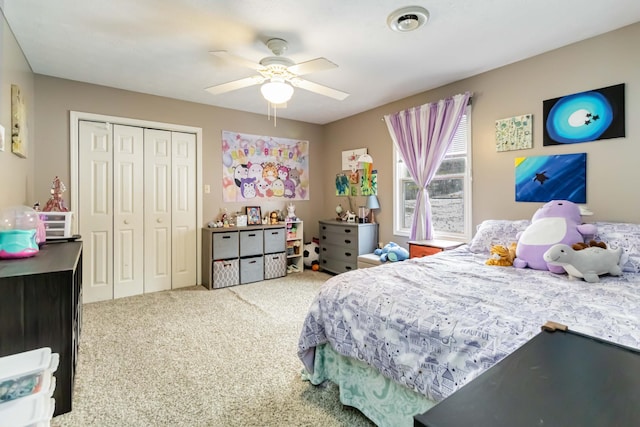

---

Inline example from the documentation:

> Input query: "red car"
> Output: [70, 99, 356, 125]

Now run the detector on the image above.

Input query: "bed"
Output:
[297, 220, 640, 427]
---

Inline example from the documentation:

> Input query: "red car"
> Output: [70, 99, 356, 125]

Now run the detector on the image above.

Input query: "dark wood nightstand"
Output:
[408, 239, 463, 258]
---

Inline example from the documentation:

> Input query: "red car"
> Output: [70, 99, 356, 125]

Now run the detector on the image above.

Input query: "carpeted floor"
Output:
[51, 271, 375, 427]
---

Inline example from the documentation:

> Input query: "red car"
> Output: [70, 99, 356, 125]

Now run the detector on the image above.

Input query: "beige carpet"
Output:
[51, 271, 374, 427]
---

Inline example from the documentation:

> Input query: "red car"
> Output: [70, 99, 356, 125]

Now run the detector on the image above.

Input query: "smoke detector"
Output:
[387, 6, 430, 32]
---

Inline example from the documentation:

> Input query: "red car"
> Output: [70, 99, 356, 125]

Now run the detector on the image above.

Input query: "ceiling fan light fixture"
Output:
[261, 80, 294, 104]
[387, 6, 429, 32]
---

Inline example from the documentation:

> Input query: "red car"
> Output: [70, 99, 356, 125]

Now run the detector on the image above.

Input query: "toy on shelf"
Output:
[43, 176, 69, 212]
[286, 202, 298, 221]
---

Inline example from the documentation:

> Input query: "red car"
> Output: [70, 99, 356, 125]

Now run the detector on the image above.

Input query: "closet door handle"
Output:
[124, 219, 130, 225]
[157, 218, 163, 223]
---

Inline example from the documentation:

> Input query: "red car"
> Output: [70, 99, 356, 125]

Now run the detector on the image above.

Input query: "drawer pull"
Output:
[222, 236, 231, 239]
[322, 260, 327, 264]
[345, 266, 352, 270]
[249, 233, 256, 237]
[344, 239, 351, 244]
[271, 232, 278, 235]
[345, 252, 352, 257]
[249, 260, 257, 264]
[322, 226, 326, 230]
[344, 229, 351, 233]
[322, 247, 327, 251]
[322, 236, 327, 239]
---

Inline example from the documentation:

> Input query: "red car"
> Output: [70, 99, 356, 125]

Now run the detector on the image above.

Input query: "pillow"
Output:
[592, 222, 640, 273]
[468, 219, 531, 254]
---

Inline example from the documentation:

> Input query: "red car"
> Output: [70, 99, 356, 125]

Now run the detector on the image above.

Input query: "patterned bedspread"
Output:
[298, 246, 640, 402]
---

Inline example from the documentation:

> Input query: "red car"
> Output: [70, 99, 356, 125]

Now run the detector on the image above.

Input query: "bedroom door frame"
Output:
[69, 111, 204, 287]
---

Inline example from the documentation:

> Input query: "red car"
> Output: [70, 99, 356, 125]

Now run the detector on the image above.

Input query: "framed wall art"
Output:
[515, 153, 586, 203]
[543, 83, 625, 146]
[11, 84, 27, 158]
[495, 114, 532, 152]
[246, 206, 262, 225]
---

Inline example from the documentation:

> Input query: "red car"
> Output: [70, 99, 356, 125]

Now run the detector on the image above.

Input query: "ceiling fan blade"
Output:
[288, 58, 337, 76]
[210, 50, 262, 71]
[291, 78, 349, 101]
[205, 76, 264, 95]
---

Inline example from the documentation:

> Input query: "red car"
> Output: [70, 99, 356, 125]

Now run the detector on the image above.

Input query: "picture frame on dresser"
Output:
[246, 206, 261, 225]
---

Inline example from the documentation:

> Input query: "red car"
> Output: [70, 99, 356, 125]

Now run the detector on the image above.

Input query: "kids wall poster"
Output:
[222, 131, 309, 202]
[543, 83, 625, 146]
[515, 153, 586, 203]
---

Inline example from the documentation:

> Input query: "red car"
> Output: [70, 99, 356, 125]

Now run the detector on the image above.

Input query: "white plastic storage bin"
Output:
[0, 394, 56, 427]
[39, 212, 73, 240]
[0, 347, 59, 404]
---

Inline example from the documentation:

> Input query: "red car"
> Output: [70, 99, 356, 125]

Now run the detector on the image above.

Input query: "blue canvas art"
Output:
[515, 153, 586, 203]
[543, 84, 625, 146]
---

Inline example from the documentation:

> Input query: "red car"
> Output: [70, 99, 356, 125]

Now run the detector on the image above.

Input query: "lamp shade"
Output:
[260, 80, 294, 104]
[366, 195, 380, 210]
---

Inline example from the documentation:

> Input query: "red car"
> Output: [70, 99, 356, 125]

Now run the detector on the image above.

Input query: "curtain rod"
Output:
[380, 95, 472, 121]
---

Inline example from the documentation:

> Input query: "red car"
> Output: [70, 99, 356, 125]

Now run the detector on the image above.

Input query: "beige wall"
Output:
[0, 9, 35, 207]
[3, 19, 638, 247]
[324, 23, 640, 246]
[32, 76, 325, 240]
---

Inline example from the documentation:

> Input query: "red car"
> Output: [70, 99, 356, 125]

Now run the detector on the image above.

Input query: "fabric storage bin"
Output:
[240, 230, 263, 257]
[264, 252, 287, 279]
[212, 232, 239, 260]
[263, 227, 285, 254]
[212, 259, 239, 289]
[240, 255, 264, 284]
[0, 348, 59, 404]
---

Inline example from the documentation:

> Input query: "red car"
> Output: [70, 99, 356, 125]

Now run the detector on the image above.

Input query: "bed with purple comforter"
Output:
[297, 220, 640, 426]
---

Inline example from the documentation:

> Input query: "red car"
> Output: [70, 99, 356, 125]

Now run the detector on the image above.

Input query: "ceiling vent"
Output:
[387, 6, 430, 32]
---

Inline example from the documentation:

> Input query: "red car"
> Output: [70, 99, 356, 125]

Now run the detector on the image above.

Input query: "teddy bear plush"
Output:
[486, 242, 517, 266]
[513, 200, 597, 273]
[374, 242, 409, 262]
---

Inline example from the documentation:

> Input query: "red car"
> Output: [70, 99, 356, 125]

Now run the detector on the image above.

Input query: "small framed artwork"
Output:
[246, 206, 262, 225]
[341, 148, 367, 171]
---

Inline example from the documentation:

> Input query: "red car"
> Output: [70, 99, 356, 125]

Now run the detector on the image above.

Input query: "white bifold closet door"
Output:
[79, 121, 196, 303]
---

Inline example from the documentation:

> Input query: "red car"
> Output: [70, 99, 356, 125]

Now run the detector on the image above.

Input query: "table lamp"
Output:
[366, 195, 380, 224]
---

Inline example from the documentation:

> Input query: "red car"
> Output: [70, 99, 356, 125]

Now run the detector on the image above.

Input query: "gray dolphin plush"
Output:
[543, 244, 623, 282]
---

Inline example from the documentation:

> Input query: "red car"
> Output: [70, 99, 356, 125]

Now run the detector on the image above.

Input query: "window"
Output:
[393, 107, 472, 240]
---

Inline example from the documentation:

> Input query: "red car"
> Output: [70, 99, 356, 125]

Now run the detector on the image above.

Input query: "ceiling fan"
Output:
[205, 38, 349, 104]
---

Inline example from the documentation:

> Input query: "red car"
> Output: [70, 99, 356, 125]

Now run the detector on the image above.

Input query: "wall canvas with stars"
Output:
[515, 153, 586, 203]
[543, 83, 625, 146]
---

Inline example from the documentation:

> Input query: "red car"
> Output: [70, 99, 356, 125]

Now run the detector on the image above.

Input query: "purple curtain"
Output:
[384, 92, 470, 240]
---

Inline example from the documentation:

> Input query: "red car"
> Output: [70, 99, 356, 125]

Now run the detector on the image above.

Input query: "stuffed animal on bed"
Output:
[486, 242, 517, 266]
[543, 243, 623, 282]
[374, 242, 409, 262]
[513, 200, 597, 273]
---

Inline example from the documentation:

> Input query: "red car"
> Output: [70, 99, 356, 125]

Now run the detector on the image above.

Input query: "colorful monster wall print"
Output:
[222, 131, 309, 201]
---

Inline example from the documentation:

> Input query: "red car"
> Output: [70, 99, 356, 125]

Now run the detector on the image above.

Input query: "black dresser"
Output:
[0, 242, 83, 416]
[414, 325, 640, 427]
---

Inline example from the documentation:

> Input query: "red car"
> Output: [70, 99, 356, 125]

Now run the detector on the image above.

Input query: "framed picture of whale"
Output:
[515, 153, 586, 203]
[543, 83, 625, 146]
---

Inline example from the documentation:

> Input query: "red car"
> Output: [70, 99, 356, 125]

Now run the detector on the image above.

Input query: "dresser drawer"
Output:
[240, 230, 264, 257]
[263, 227, 285, 254]
[320, 256, 357, 274]
[321, 229, 359, 249]
[320, 243, 359, 264]
[212, 232, 239, 260]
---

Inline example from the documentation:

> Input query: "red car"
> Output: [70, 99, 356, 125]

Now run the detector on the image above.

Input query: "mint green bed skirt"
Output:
[302, 344, 436, 427]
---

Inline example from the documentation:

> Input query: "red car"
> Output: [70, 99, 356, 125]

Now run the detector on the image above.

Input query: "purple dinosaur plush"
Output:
[513, 200, 597, 273]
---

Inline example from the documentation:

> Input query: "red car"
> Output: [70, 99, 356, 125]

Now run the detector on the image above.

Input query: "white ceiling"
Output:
[3, 1, 640, 124]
